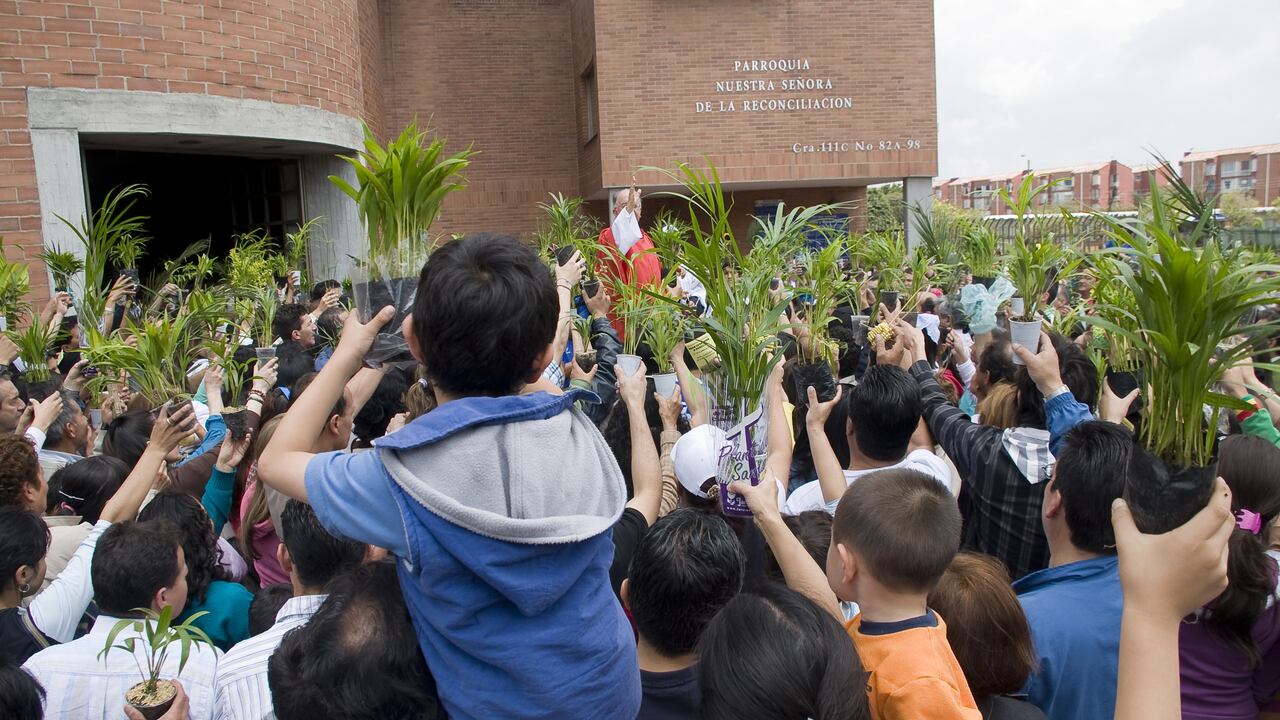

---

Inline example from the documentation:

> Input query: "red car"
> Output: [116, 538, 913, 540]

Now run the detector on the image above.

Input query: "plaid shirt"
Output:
[910, 361, 1050, 579]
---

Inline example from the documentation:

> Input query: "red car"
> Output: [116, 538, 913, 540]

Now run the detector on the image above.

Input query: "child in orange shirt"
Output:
[734, 467, 980, 720]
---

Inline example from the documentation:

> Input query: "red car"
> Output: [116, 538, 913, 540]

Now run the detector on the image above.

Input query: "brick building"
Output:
[935, 160, 1135, 216]
[1180, 143, 1280, 206]
[1131, 161, 1173, 204]
[0, 0, 939, 299]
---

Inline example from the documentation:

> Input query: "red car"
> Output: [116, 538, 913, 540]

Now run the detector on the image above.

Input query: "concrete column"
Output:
[29, 128, 89, 287]
[300, 154, 362, 283]
[903, 176, 933, 253]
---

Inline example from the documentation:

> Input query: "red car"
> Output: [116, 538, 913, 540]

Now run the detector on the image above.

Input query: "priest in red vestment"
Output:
[597, 186, 663, 339]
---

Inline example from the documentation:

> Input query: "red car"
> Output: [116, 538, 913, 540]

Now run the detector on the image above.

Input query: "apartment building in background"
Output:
[934, 160, 1132, 215]
[1179, 144, 1280, 206]
[1131, 162, 1174, 204]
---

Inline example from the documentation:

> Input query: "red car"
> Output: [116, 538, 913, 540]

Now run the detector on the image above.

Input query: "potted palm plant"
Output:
[110, 233, 148, 283]
[6, 315, 59, 383]
[792, 233, 853, 404]
[863, 230, 907, 311]
[962, 224, 1001, 286]
[98, 606, 214, 720]
[330, 121, 474, 365]
[641, 298, 688, 399]
[609, 265, 649, 376]
[1091, 173, 1280, 534]
[0, 240, 29, 331]
[55, 184, 149, 335]
[999, 175, 1079, 362]
[284, 217, 323, 292]
[37, 248, 84, 295]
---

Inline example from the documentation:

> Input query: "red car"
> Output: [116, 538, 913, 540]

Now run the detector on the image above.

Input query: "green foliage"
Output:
[867, 184, 904, 233]
[1086, 255, 1139, 372]
[225, 231, 285, 296]
[863, 230, 908, 293]
[795, 233, 855, 365]
[98, 605, 213, 697]
[55, 184, 150, 333]
[961, 224, 1000, 277]
[642, 162, 791, 420]
[37, 248, 83, 291]
[0, 239, 29, 323]
[5, 317, 58, 383]
[1089, 182, 1280, 468]
[1219, 190, 1262, 229]
[534, 193, 602, 276]
[647, 210, 688, 253]
[109, 233, 147, 269]
[909, 201, 965, 268]
[284, 217, 324, 287]
[330, 121, 474, 273]
[999, 176, 1080, 319]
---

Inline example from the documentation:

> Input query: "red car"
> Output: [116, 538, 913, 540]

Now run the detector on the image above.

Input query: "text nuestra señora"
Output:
[697, 57, 851, 114]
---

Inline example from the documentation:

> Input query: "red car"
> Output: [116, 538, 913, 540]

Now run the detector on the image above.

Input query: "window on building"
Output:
[1091, 172, 1100, 186]
[1222, 160, 1237, 174]
[1223, 179, 1234, 190]
[1091, 188, 1100, 202]
[1206, 161, 1216, 175]
[1242, 159, 1256, 173]
[580, 65, 598, 145]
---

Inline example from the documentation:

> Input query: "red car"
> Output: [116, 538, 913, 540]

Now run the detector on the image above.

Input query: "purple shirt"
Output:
[1179, 570, 1280, 720]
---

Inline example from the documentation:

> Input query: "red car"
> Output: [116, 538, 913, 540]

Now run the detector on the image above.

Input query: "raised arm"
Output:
[618, 363, 661, 526]
[804, 386, 848, 506]
[670, 341, 708, 428]
[654, 387, 683, 518]
[258, 306, 394, 501]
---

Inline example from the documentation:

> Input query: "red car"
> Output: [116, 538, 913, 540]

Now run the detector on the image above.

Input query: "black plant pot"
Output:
[879, 291, 900, 313]
[352, 276, 416, 366]
[904, 312, 919, 326]
[1105, 370, 1142, 407]
[972, 275, 996, 289]
[792, 360, 837, 406]
[223, 408, 250, 440]
[1124, 450, 1217, 535]
[581, 279, 601, 299]
[120, 268, 140, 283]
[554, 245, 578, 267]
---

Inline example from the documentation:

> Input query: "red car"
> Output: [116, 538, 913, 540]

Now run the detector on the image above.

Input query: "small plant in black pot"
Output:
[97, 605, 213, 720]
[331, 121, 475, 366]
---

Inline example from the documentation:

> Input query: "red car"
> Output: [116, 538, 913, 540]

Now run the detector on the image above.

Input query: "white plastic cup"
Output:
[652, 373, 678, 399]
[255, 346, 277, 360]
[1009, 319, 1042, 365]
[1010, 297, 1026, 317]
[616, 354, 643, 377]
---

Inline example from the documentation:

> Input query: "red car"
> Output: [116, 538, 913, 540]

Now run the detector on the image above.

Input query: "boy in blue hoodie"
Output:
[258, 235, 641, 720]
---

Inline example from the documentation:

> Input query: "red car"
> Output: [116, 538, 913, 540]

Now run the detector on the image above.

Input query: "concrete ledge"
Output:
[26, 88, 363, 151]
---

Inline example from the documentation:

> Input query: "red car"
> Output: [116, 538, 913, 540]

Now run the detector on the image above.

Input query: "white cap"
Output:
[671, 425, 728, 499]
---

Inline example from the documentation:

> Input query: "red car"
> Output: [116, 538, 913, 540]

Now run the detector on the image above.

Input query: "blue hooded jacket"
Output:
[305, 389, 641, 720]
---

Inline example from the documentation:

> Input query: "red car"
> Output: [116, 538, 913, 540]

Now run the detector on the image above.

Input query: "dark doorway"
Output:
[82, 148, 303, 280]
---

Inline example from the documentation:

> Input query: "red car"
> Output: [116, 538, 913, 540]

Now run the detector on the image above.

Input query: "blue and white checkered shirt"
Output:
[212, 594, 327, 720]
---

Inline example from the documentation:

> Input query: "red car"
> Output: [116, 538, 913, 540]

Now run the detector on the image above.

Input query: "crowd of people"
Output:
[0, 198, 1270, 719]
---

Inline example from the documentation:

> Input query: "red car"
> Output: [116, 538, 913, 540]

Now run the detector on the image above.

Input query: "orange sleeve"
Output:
[881, 677, 982, 720]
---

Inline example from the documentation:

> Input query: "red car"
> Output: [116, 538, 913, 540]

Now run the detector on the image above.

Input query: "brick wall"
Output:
[590, 0, 938, 189]
[0, 0, 369, 296]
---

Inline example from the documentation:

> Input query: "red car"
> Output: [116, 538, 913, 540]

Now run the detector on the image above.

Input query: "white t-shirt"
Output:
[780, 449, 953, 515]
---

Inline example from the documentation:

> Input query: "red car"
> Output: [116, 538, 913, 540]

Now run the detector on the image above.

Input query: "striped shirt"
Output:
[212, 594, 327, 720]
[23, 614, 221, 720]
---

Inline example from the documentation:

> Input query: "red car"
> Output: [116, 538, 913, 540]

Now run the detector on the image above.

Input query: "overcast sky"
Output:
[935, 0, 1280, 179]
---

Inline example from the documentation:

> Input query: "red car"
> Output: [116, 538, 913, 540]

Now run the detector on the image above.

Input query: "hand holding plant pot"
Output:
[251, 357, 279, 394]
[804, 385, 845, 434]
[616, 359, 648, 409]
[98, 606, 213, 720]
[331, 304, 398, 368]
[152, 402, 198, 454]
[215, 428, 254, 473]
[1011, 331, 1064, 396]
[1099, 378, 1140, 425]
[124, 680, 189, 720]
[555, 249, 586, 290]
[655, 386, 681, 432]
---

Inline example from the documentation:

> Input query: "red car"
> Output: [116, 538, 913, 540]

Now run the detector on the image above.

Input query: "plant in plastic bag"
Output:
[1090, 172, 1280, 532]
[331, 121, 474, 365]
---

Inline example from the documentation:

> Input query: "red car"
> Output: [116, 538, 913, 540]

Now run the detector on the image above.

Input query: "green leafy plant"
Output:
[910, 201, 966, 268]
[84, 301, 223, 407]
[54, 184, 150, 335]
[863, 230, 908, 295]
[284, 217, 324, 287]
[1086, 255, 1139, 372]
[97, 605, 213, 711]
[330, 121, 475, 275]
[795, 233, 855, 366]
[225, 231, 285, 297]
[643, 302, 687, 374]
[0, 239, 30, 324]
[6, 317, 59, 383]
[999, 175, 1080, 320]
[642, 162, 790, 421]
[170, 252, 217, 292]
[535, 193, 602, 278]
[109, 233, 148, 270]
[37, 248, 84, 292]
[1089, 183, 1280, 469]
[961, 224, 1001, 277]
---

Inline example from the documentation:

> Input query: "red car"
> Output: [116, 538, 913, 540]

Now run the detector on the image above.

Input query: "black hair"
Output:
[698, 583, 869, 720]
[269, 563, 445, 720]
[765, 512, 832, 585]
[276, 346, 318, 394]
[791, 385, 854, 485]
[273, 304, 311, 346]
[279, 500, 366, 590]
[921, 298, 936, 314]
[291, 373, 347, 423]
[0, 507, 49, 595]
[101, 410, 153, 471]
[978, 333, 1016, 386]
[601, 393, 689, 498]
[91, 521, 182, 616]
[1051, 421, 1133, 554]
[1211, 435, 1280, 666]
[352, 370, 408, 446]
[310, 279, 342, 303]
[47, 455, 128, 523]
[137, 491, 229, 604]
[231, 344, 260, 404]
[847, 365, 922, 462]
[249, 583, 294, 637]
[627, 509, 745, 657]
[0, 660, 45, 719]
[1014, 331, 1098, 428]
[412, 234, 557, 397]
[41, 390, 81, 449]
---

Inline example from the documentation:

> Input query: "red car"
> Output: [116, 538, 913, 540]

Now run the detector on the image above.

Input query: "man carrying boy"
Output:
[734, 390, 981, 720]
[258, 235, 640, 719]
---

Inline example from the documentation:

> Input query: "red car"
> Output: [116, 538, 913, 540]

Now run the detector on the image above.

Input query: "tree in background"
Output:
[1219, 190, 1261, 229]
[866, 183, 904, 232]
